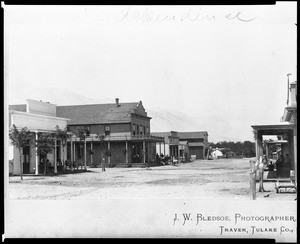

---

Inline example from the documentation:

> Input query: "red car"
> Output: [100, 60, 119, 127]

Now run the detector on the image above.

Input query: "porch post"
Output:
[73, 139, 76, 171]
[143, 141, 146, 165]
[35, 131, 39, 175]
[60, 140, 63, 168]
[254, 130, 263, 161]
[257, 133, 263, 160]
[70, 136, 73, 171]
[266, 143, 269, 158]
[91, 135, 93, 166]
[294, 125, 297, 186]
[84, 138, 87, 170]
[159, 142, 161, 155]
[125, 141, 128, 165]
[250, 160, 257, 200]
[108, 140, 111, 165]
[179, 145, 181, 160]
[148, 142, 151, 163]
[74, 140, 76, 161]
[54, 139, 57, 173]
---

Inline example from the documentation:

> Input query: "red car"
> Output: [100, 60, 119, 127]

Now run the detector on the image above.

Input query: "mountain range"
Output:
[7, 81, 254, 142]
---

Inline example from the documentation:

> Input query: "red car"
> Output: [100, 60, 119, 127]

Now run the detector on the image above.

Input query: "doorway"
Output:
[23, 146, 30, 174]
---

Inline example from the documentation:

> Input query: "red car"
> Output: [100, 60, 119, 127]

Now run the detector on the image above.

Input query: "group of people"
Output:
[155, 153, 179, 166]
[260, 153, 293, 178]
[40, 158, 54, 173]
[273, 153, 292, 178]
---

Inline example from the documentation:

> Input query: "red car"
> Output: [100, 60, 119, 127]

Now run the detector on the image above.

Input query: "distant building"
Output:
[151, 131, 209, 160]
[211, 148, 223, 159]
[9, 99, 70, 175]
[177, 131, 209, 160]
[151, 131, 179, 157]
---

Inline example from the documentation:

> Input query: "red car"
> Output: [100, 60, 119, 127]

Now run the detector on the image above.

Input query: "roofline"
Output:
[67, 121, 132, 126]
[9, 110, 71, 121]
[57, 102, 139, 108]
[130, 113, 152, 120]
[251, 122, 295, 130]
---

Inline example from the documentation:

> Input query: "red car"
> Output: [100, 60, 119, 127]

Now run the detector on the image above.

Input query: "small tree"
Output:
[9, 125, 32, 180]
[95, 133, 107, 167]
[35, 132, 55, 175]
[55, 125, 71, 172]
[75, 127, 89, 170]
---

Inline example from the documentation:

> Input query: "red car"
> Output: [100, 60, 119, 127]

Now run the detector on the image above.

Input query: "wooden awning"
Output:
[251, 122, 295, 135]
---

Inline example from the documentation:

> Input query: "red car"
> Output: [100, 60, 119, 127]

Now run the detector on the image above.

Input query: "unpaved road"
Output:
[8, 158, 296, 201]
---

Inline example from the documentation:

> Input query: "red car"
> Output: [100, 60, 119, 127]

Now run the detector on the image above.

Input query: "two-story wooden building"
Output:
[56, 98, 164, 167]
[251, 80, 297, 180]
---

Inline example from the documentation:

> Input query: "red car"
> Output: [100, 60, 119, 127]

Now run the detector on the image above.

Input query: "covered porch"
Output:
[251, 122, 297, 181]
[67, 134, 165, 167]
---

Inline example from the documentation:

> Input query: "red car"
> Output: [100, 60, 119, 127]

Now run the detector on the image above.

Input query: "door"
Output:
[23, 146, 30, 174]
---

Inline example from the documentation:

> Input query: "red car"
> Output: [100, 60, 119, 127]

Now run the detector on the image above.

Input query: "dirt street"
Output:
[8, 158, 296, 201]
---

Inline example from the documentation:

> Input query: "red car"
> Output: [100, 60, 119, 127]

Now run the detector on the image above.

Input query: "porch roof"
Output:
[251, 122, 295, 135]
[71, 134, 165, 143]
[265, 140, 288, 144]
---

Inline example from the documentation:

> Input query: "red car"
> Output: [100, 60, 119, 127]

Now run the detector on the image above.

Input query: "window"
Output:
[84, 126, 90, 136]
[105, 125, 110, 135]
[140, 125, 143, 135]
[132, 124, 136, 135]
[146, 127, 149, 135]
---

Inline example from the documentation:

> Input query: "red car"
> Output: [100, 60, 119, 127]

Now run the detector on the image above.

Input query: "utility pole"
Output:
[287, 73, 292, 106]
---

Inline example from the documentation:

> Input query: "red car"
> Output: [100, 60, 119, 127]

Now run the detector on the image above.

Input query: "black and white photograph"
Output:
[3, 2, 297, 241]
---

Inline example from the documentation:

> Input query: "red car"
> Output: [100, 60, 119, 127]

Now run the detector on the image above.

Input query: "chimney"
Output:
[289, 81, 297, 106]
[115, 98, 120, 107]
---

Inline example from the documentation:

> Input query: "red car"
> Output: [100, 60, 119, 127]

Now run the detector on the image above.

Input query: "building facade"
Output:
[251, 80, 297, 179]
[8, 99, 70, 175]
[151, 131, 209, 160]
[151, 131, 180, 157]
[177, 131, 209, 160]
[56, 98, 164, 167]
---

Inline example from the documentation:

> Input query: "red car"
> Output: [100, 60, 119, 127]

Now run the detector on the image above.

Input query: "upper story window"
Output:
[139, 125, 143, 135]
[145, 127, 149, 135]
[105, 125, 110, 135]
[132, 124, 136, 136]
[84, 126, 90, 136]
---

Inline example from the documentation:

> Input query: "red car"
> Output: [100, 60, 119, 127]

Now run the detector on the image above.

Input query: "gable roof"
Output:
[177, 131, 208, 139]
[56, 102, 147, 125]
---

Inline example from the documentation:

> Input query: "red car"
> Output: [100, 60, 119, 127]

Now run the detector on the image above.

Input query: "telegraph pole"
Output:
[287, 73, 292, 105]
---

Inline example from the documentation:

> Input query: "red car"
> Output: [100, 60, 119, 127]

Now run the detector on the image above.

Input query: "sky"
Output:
[4, 3, 297, 142]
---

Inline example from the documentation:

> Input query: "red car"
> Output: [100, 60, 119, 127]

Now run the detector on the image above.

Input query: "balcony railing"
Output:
[70, 133, 165, 142]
